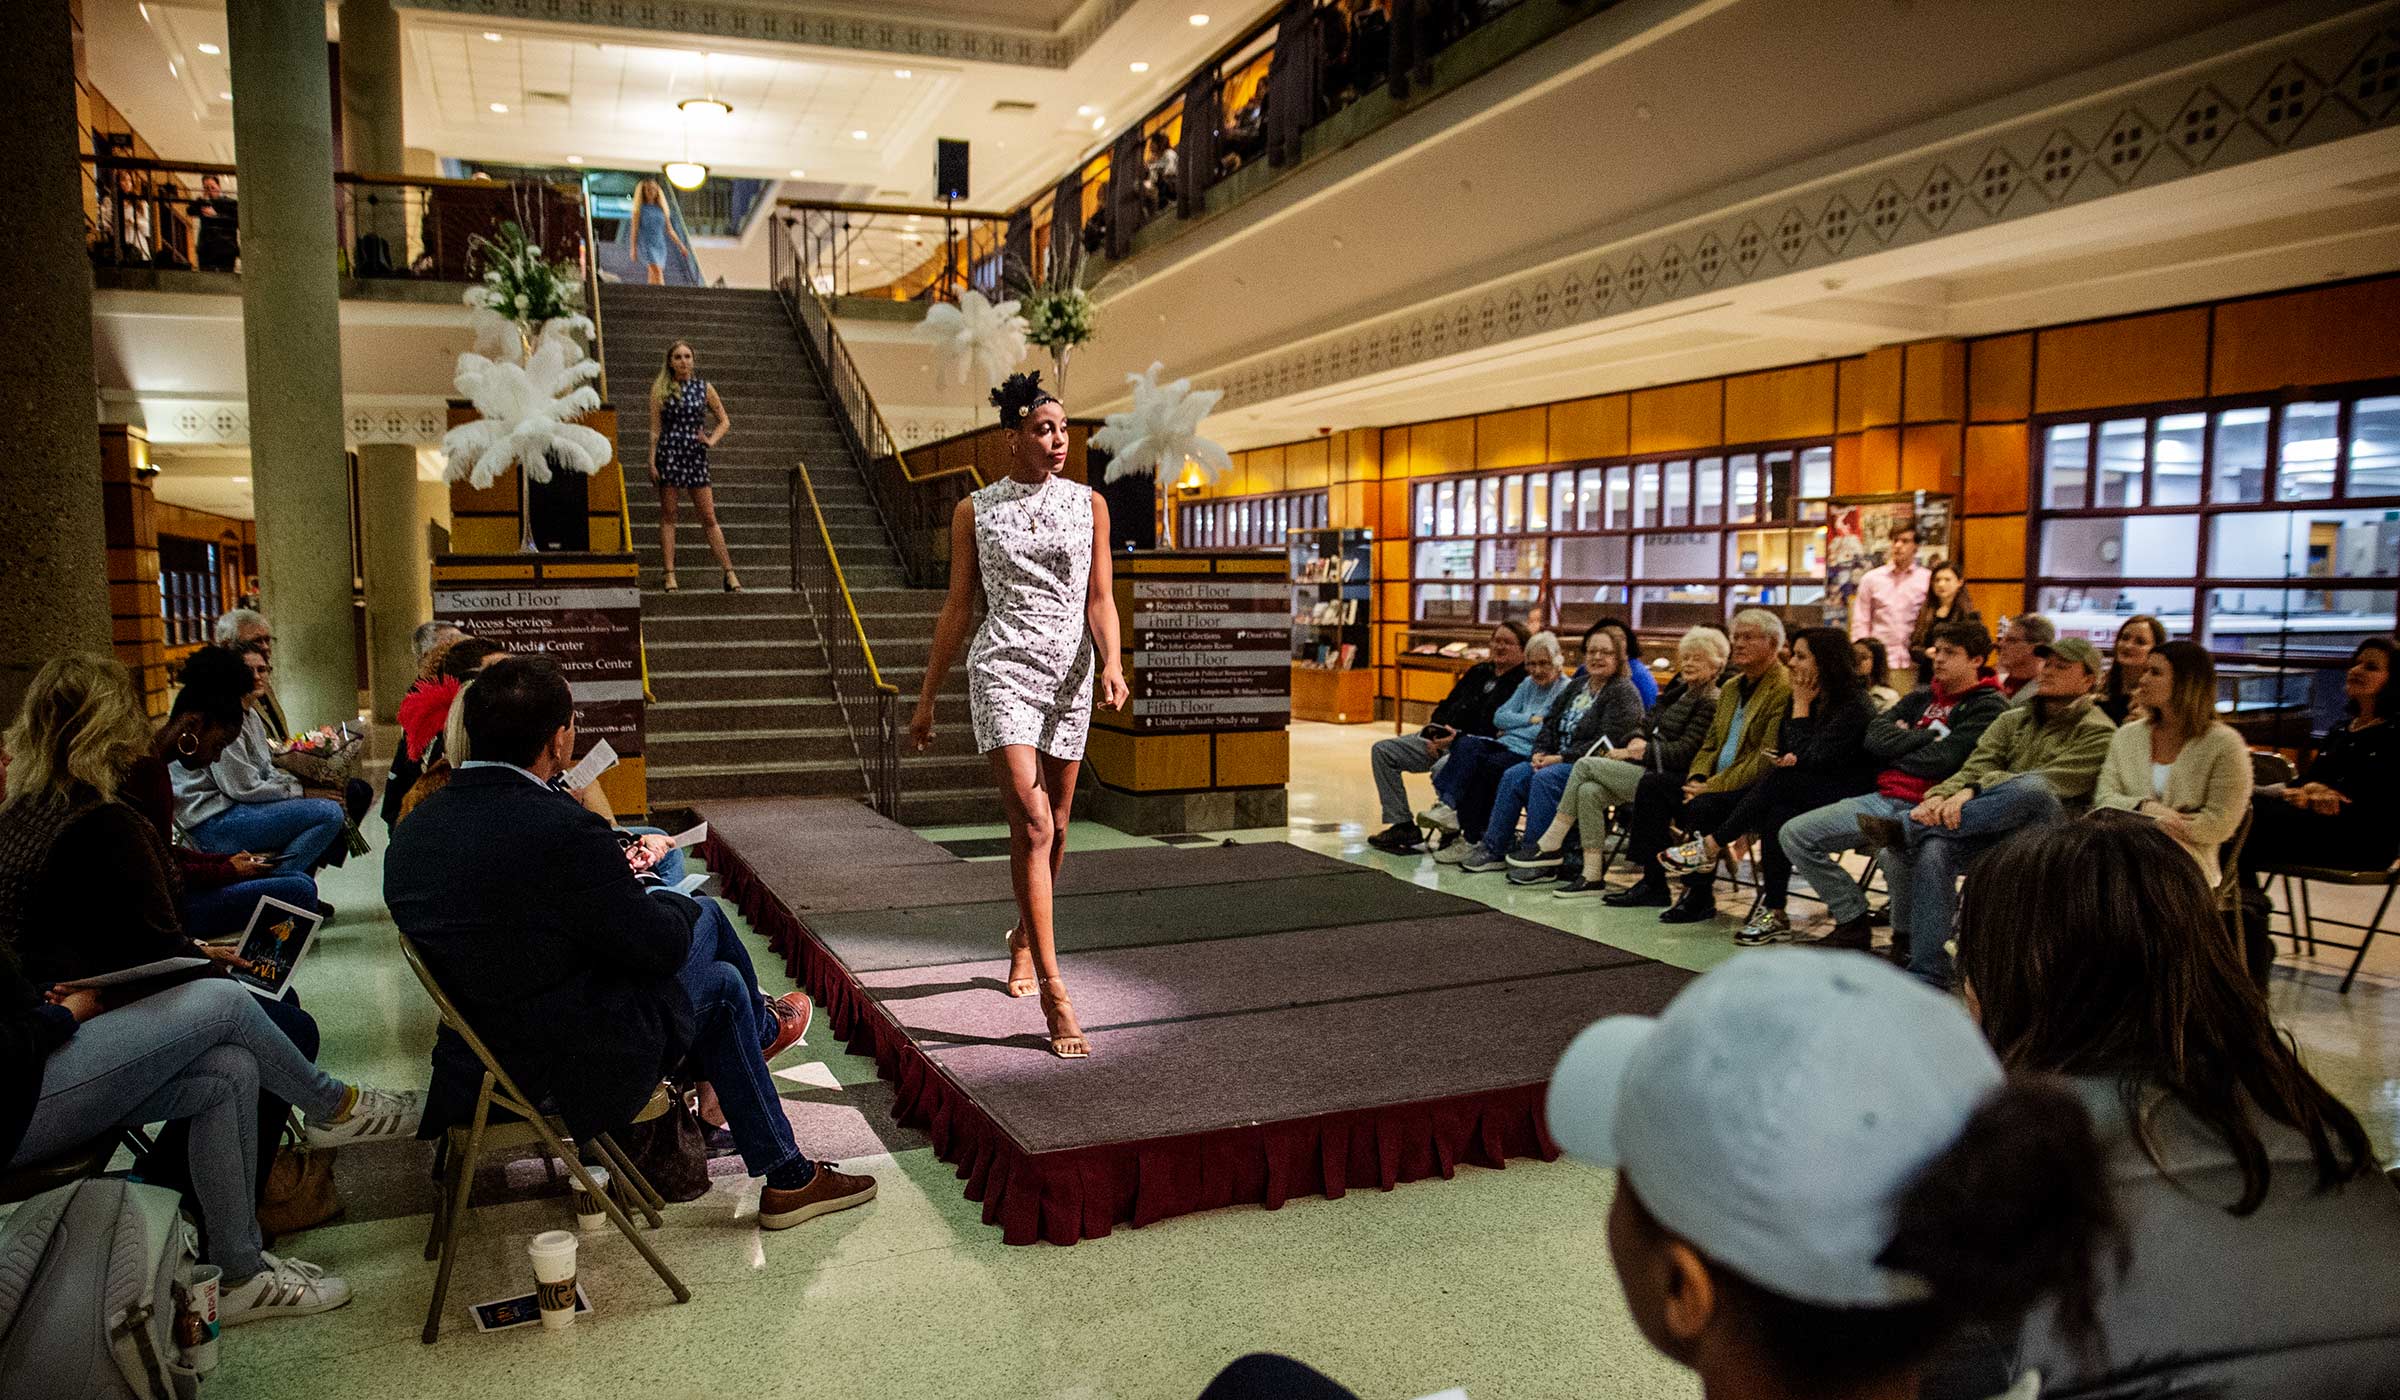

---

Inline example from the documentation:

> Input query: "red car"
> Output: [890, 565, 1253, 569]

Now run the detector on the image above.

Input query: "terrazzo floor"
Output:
[153, 723, 2400, 1399]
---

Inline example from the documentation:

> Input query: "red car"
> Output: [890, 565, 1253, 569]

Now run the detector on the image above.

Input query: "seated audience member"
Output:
[1529, 626, 1726, 897]
[2096, 612, 2167, 725]
[1990, 612, 2053, 699]
[1140, 131, 1180, 210]
[1587, 615, 1658, 707]
[1863, 636, 2116, 985]
[1778, 621, 2007, 974]
[2236, 637, 2396, 984]
[385, 656, 872, 1230]
[214, 607, 289, 738]
[1201, 945, 2122, 1400]
[1951, 816, 2400, 1398]
[135, 646, 324, 935]
[1366, 621, 1528, 853]
[380, 621, 466, 826]
[1451, 622, 1645, 873]
[1416, 632, 1568, 848]
[1904, 561, 1977, 679]
[173, 644, 348, 874]
[1604, 610, 1791, 919]
[2091, 639, 2251, 891]
[1655, 627, 1877, 942]
[1854, 636, 1900, 712]
[0, 656, 418, 1324]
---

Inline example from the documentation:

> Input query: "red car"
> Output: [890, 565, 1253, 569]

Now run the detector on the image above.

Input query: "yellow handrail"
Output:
[792, 461, 898, 696]
[789, 273, 984, 491]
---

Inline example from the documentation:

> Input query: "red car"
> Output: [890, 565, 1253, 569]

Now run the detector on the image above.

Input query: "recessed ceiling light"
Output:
[1189, 13, 1209, 24]
[218, 91, 233, 101]
[893, 68, 912, 78]
[851, 129, 868, 140]
[488, 102, 508, 113]
[789, 168, 806, 178]
[1129, 61, 1149, 73]
[1076, 104, 1095, 116]
[197, 42, 221, 54]
[857, 258, 871, 266]
[1091, 116, 1104, 130]
[678, 97, 731, 117]
[482, 30, 502, 41]
[905, 213, 919, 223]
[231, 475, 249, 482]
[566, 155, 584, 164]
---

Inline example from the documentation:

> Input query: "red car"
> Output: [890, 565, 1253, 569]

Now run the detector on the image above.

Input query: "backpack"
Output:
[0, 1178, 203, 1399]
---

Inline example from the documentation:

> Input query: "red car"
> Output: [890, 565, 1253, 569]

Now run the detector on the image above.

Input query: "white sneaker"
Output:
[305, 1086, 423, 1149]
[1431, 838, 1472, 865]
[219, 1252, 353, 1325]
[1418, 803, 1460, 834]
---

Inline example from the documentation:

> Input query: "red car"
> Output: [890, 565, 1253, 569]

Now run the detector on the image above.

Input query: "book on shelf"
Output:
[1337, 643, 1357, 669]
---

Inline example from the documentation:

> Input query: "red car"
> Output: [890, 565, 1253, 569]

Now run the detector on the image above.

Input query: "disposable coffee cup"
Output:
[187, 1334, 219, 1376]
[188, 1265, 221, 1327]
[569, 1165, 613, 1231]
[526, 1230, 579, 1329]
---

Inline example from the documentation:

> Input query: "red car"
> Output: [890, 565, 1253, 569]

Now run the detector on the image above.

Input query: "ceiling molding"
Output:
[1191, 9, 2400, 416]
[393, 0, 1143, 68]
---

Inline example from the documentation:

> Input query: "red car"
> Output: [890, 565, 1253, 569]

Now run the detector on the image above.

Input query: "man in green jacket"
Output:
[1607, 609, 1792, 921]
[1864, 636, 2117, 978]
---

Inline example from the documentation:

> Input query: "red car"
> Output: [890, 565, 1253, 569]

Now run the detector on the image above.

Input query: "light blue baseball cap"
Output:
[1545, 947, 2003, 1308]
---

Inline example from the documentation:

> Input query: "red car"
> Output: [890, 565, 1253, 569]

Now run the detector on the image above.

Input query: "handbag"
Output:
[617, 1089, 710, 1203]
[257, 1117, 341, 1238]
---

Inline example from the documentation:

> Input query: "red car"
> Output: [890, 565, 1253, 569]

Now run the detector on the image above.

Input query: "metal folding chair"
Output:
[2264, 863, 2397, 994]
[398, 935, 691, 1342]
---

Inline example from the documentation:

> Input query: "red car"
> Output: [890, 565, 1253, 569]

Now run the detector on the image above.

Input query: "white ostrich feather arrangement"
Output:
[1091, 363, 1230, 485]
[441, 319, 609, 488]
[918, 289, 1030, 389]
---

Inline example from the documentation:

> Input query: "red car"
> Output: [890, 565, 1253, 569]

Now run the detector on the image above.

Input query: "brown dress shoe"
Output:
[758, 1164, 877, 1230]
[759, 991, 812, 1063]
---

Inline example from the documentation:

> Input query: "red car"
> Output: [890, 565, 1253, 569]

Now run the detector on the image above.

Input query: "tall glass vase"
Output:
[1049, 345, 1071, 402]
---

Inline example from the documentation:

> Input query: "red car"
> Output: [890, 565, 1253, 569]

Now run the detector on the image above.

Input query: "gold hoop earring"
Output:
[175, 731, 200, 756]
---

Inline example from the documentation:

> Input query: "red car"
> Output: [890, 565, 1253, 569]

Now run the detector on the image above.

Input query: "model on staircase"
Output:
[911, 372, 1128, 1059]
[648, 340, 742, 592]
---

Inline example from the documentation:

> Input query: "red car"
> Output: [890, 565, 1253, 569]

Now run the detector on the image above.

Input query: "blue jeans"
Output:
[182, 874, 321, 941]
[11, 978, 348, 1282]
[188, 797, 346, 875]
[1478, 760, 1574, 856]
[1885, 779, 2064, 987]
[620, 825, 687, 887]
[1779, 793, 1915, 930]
[673, 897, 801, 1179]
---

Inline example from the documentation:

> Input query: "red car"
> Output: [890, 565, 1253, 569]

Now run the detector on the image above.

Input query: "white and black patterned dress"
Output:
[655, 377, 712, 488]
[967, 474, 1096, 759]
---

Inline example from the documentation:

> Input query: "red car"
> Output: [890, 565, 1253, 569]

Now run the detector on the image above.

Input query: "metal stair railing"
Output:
[788, 463, 901, 819]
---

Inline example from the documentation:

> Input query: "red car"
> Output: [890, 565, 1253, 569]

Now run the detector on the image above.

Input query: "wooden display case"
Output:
[1288, 527, 1374, 723]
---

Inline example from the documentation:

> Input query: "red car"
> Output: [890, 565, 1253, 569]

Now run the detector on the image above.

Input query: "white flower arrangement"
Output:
[463, 221, 584, 332]
[443, 221, 607, 490]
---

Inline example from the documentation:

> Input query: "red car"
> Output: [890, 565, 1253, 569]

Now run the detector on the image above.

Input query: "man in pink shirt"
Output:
[1850, 523, 1930, 675]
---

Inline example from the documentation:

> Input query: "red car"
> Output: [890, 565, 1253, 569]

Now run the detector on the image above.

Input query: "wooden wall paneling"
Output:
[1902, 341, 1965, 424]
[1380, 479, 1412, 539]
[1836, 356, 1866, 433]
[1960, 514, 2027, 582]
[1474, 406, 1547, 470]
[1248, 445, 1288, 495]
[1962, 424, 2030, 515]
[2033, 308, 2208, 414]
[1286, 437, 1331, 489]
[1832, 434, 1865, 496]
[1379, 427, 1409, 481]
[2211, 279, 2400, 395]
[1899, 424, 1961, 493]
[1410, 418, 1475, 477]
[1724, 363, 1839, 444]
[1858, 346, 1905, 428]
[1378, 581, 1412, 623]
[1376, 539, 1411, 584]
[1627, 382, 1723, 454]
[1547, 394, 1628, 462]
[1858, 427, 1902, 493]
[1971, 580, 2026, 620]
[1968, 333, 2033, 422]
[1214, 730, 1290, 787]
[974, 429, 1013, 484]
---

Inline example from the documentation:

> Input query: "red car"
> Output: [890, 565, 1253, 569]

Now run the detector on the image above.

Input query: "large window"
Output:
[1179, 489, 1329, 548]
[159, 536, 222, 646]
[2033, 386, 2399, 735]
[2033, 388, 2400, 659]
[1408, 444, 1834, 630]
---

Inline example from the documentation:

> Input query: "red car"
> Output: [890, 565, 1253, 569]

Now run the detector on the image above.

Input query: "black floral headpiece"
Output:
[991, 371, 1061, 429]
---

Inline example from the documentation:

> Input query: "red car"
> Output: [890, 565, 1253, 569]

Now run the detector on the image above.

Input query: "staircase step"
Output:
[649, 667, 831, 704]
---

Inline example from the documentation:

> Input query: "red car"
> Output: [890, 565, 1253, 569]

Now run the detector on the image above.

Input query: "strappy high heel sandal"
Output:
[661, 571, 680, 593]
[1003, 927, 1037, 998]
[1037, 977, 1090, 1059]
[722, 571, 743, 593]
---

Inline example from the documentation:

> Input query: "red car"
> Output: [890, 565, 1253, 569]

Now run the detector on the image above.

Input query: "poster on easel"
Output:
[1825, 492, 1954, 627]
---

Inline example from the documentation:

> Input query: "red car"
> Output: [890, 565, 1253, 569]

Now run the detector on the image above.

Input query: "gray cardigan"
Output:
[1533, 671, 1646, 759]
[171, 709, 301, 831]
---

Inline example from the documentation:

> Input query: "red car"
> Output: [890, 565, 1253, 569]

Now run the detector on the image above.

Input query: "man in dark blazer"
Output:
[385, 655, 875, 1230]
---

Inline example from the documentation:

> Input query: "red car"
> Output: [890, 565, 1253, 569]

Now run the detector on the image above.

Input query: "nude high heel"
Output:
[1003, 927, 1037, 998]
[1037, 977, 1090, 1059]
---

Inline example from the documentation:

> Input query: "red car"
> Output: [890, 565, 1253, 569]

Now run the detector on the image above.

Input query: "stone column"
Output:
[0, 0, 113, 712]
[337, 0, 408, 262]
[229, 0, 358, 726]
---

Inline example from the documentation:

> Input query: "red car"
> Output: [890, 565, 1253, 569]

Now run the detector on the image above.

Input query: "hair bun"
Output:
[991, 370, 1058, 428]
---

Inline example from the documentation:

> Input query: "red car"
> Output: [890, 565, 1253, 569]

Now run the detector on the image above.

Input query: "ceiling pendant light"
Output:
[663, 160, 708, 189]
[666, 93, 730, 190]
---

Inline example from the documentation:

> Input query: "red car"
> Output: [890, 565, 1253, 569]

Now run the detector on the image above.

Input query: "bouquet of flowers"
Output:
[1021, 282, 1097, 354]
[464, 221, 584, 333]
[273, 723, 363, 787]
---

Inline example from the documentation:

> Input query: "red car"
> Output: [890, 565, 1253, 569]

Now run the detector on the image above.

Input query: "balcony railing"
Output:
[83, 156, 585, 283]
[778, 198, 1012, 304]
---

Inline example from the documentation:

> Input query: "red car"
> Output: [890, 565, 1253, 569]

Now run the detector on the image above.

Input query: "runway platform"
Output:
[699, 798, 1692, 1245]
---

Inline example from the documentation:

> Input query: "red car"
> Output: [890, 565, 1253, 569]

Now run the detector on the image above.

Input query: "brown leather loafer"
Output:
[759, 991, 812, 1063]
[759, 1165, 877, 1230]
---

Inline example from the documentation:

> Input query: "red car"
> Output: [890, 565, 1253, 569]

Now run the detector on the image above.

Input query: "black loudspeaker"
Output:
[935, 139, 970, 201]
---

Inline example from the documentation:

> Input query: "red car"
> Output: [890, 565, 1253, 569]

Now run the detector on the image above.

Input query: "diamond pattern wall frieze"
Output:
[395, 0, 1133, 67]
[1182, 14, 2395, 414]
